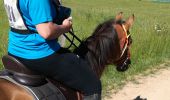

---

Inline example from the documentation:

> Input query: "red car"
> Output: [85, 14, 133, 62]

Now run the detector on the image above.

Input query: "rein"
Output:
[63, 27, 82, 49]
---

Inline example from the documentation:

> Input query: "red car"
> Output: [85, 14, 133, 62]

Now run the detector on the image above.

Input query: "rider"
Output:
[3, 0, 101, 99]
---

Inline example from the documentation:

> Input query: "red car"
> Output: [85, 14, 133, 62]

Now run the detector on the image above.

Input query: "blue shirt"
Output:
[8, 0, 60, 59]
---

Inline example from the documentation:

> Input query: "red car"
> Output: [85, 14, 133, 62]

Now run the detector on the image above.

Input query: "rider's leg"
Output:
[9, 51, 102, 100]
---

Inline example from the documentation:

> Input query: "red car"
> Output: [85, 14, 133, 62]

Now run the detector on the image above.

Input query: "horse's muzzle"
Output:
[116, 58, 131, 72]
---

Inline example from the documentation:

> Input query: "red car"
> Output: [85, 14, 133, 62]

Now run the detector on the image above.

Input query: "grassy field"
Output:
[0, 0, 170, 97]
[0, 0, 8, 70]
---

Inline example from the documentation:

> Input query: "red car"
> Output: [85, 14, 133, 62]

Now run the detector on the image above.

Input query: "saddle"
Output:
[1, 55, 47, 86]
[1, 55, 82, 100]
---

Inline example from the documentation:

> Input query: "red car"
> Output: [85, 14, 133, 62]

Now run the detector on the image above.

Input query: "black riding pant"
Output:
[8, 49, 101, 96]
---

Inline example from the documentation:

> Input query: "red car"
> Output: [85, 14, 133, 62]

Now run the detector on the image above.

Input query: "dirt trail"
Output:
[105, 61, 170, 100]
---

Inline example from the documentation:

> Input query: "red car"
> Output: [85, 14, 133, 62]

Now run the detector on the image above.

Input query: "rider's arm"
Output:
[36, 18, 72, 40]
[28, 0, 72, 40]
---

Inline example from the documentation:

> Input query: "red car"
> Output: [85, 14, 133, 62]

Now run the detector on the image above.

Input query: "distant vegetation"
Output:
[153, 0, 170, 2]
[0, 0, 170, 97]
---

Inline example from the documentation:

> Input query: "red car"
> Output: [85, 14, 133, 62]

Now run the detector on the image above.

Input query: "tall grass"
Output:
[0, 0, 170, 97]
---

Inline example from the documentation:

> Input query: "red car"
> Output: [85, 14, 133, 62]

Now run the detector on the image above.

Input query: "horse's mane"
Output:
[74, 18, 121, 77]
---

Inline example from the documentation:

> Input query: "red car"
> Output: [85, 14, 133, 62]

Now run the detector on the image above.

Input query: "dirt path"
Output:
[105, 61, 170, 100]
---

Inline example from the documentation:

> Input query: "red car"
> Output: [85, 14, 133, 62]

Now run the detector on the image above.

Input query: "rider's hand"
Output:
[62, 17, 72, 32]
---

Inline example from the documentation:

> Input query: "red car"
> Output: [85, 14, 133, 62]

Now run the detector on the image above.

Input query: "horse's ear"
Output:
[124, 14, 135, 30]
[115, 12, 123, 21]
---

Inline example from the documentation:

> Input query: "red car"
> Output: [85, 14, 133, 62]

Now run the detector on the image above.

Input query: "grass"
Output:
[0, 0, 170, 97]
[0, 0, 8, 70]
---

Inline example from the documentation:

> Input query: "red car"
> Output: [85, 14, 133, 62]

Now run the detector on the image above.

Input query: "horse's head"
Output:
[112, 12, 134, 72]
[74, 12, 134, 77]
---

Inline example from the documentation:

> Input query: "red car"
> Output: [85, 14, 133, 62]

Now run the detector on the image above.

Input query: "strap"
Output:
[10, 27, 37, 34]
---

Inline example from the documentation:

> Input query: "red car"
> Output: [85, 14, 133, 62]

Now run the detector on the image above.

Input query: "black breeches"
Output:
[8, 50, 101, 95]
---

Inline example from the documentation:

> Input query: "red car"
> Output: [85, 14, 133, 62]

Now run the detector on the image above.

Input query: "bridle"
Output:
[114, 22, 132, 72]
[120, 24, 131, 57]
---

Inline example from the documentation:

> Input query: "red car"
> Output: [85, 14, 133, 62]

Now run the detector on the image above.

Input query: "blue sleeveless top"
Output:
[8, 0, 60, 59]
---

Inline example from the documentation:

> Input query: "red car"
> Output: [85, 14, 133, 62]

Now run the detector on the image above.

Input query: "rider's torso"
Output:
[4, 0, 60, 59]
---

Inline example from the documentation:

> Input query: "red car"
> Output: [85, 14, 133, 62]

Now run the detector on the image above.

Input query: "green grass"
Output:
[0, 0, 8, 70]
[0, 0, 170, 97]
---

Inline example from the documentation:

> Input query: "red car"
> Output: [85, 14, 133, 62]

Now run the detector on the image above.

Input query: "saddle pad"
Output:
[0, 75, 66, 100]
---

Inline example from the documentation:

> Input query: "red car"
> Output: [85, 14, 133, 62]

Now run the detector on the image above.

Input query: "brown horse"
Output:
[0, 12, 135, 100]
[0, 78, 34, 100]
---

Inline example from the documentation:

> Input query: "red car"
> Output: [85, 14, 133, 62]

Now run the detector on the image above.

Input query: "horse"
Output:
[0, 12, 135, 100]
